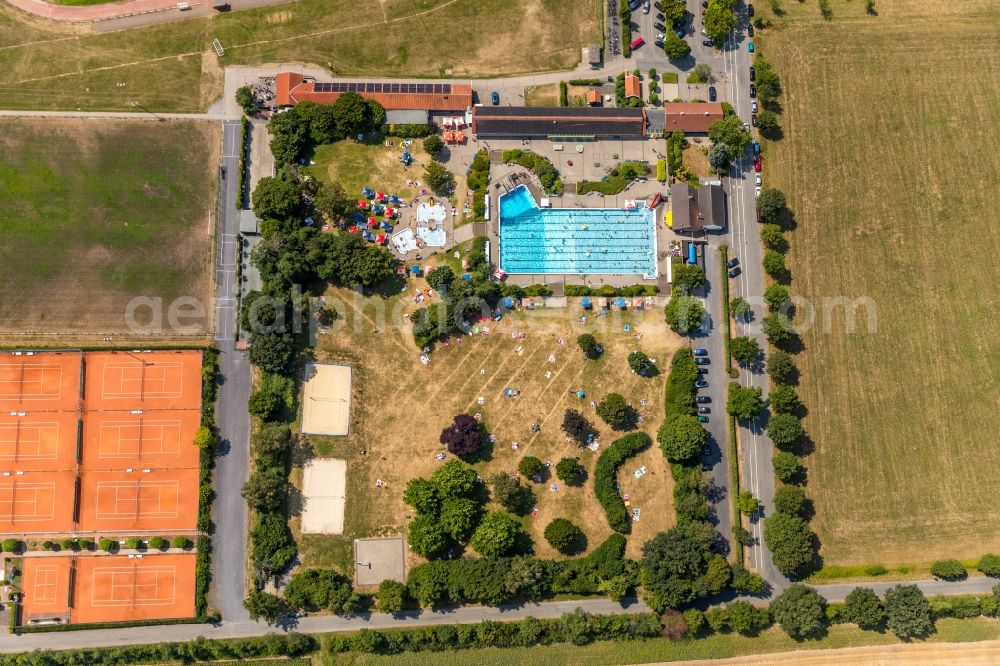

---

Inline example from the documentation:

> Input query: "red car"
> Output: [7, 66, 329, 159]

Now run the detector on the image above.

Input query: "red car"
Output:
[753, 158, 762, 172]
[630, 36, 645, 49]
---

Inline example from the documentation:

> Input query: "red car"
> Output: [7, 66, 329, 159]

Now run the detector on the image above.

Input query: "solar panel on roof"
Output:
[444, 84, 452, 93]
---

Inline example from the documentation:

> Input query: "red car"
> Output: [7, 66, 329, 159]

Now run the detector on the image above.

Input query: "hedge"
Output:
[384, 123, 432, 138]
[501, 149, 562, 194]
[564, 284, 659, 297]
[17, 615, 217, 634]
[656, 159, 667, 182]
[568, 78, 602, 86]
[559, 81, 568, 107]
[194, 348, 220, 616]
[593, 433, 652, 533]
[236, 115, 249, 210]
[664, 348, 698, 417]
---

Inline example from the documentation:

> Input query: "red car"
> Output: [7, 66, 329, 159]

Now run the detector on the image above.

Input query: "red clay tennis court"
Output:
[0, 470, 76, 533]
[0, 351, 82, 412]
[81, 410, 200, 470]
[20, 554, 196, 625]
[76, 468, 199, 532]
[84, 351, 202, 411]
[0, 412, 79, 472]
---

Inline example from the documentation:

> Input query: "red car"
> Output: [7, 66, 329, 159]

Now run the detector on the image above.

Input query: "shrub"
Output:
[41, 540, 55, 551]
[172, 536, 191, 550]
[770, 584, 827, 639]
[60, 538, 78, 551]
[978, 554, 1000, 577]
[377, 579, 409, 614]
[1, 538, 19, 553]
[471, 511, 523, 559]
[439, 414, 485, 459]
[408, 516, 449, 559]
[930, 559, 967, 581]
[544, 518, 586, 555]
[284, 569, 354, 613]
[555, 458, 582, 484]
[725, 600, 771, 636]
[576, 333, 602, 359]
[596, 393, 637, 431]
[842, 586, 885, 629]
[125, 537, 142, 550]
[423, 134, 444, 158]
[885, 584, 934, 639]
[865, 564, 888, 576]
[594, 433, 651, 532]
[99, 538, 116, 552]
[518, 455, 545, 480]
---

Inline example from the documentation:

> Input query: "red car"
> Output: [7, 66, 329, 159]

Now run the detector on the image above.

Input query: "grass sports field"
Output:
[0, 120, 216, 337]
[0, 0, 600, 113]
[296, 283, 680, 573]
[758, 0, 1000, 563]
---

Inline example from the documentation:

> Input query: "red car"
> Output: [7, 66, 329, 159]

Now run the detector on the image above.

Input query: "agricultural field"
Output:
[295, 281, 680, 573]
[0, 0, 600, 113]
[0, 119, 217, 337]
[759, 0, 1000, 563]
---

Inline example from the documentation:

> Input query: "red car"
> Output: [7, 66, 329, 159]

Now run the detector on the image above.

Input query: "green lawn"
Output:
[0, 119, 216, 335]
[0, 0, 600, 112]
[308, 139, 426, 203]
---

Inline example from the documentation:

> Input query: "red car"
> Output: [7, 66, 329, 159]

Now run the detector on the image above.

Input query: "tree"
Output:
[244, 590, 285, 624]
[628, 350, 654, 376]
[663, 31, 690, 59]
[764, 284, 790, 312]
[431, 459, 477, 499]
[731, 565, 766, 593]
[762, 313, 794, 345]
[561, 409, 596, 445]
[708, 115, 751, 153]
[842, 587, 885, 630]
[664, 294, 705, 335]
[767, 350, 797, 383]
[727, 383, 764, 420]
[774, 484, 807, 516]
[691, 63, 713, 84]
[471, 511, 522, 559]
[769, 384, 801, 414]
[490, 473, 534, 515]
[518, 455, 545, 480]
[252, 176, 300, 221]
[756, 188, 787, 221]
[439, 414, 485, 459]
[884, 584, 934, 639]
[193, 425, 216, 450]
[657, 414, 708, 464]
[236, 85, 256, 115]
[725, 600, 771, 636]
[773, 451, 804, 483]
[771, 584, 826, 639]
[423, 134, 444, 158]
[703, 1, 738, 43]
[763, 250, 788, 280]
[425, 161, 455, 195]
[284, 569, 353, 613]
[754, 57, 783, 103]
[640, 523, 716, 610]
[755, 110, 780, 136]
[672, 263, 705, 293]
[760, 224, 788, 252]
[403, 477, 441, 516]
[313, 181, 351, 221]
[930, 560, 967, 581]
[735, 490, 759, 516]
[767, 413, 804, 448]
[241, 467, 287, 512]
[764, 513, 815, 577]
[426, 265, 455, 292]
[172, 536, 191, 549]
[555, 457, 582, 484]
[248, 333, 297, 375]
[730, 336, 760, 366]
[731, 296, 752, 320]
[596, 392, 636, 431]
[544, 518, 586, 555]
[439, 498, 482, 542]
[661, 0, 686, 23]
[576, 333, 602, 359]
[408, 515, 449, 558]
[327, 233, 397, 287]
[708, 143, 731, 171]
[376, 579, 409, 614]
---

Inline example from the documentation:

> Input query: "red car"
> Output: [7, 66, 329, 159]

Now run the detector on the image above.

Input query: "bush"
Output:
[544, 518, 586, 555]
[423, 134, 444, 158]
[842, 586, 885, 629]
[770, 584, 827, 640]
[99, 538, 116, 552]
[1, 538, 19, 553]
[501, 150, 562, 194]
[440, 414, 485, 459]
[773, 451, 804, 483]
[518, 455, 545, 480]
[148, 536, 166, 550]
[594, 433, 651, 533]
[172, 536, 191, 550]
[377, 579, 409, 614]
[408, 516, 449, 559]
[125, 537, 142, 550]
[930, 559, 967, 580]
[978, 554, 1000, 577]
[284, 569, 354, 613]
[725, 600, 771, 636]
[596, 393, 637, 431]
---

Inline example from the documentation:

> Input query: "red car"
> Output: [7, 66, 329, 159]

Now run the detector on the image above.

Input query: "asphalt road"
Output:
[209, 120, 253, 621]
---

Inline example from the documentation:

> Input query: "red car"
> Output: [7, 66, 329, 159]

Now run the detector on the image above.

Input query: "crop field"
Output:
[0, 0, 600, 113]
[296, 284, 680, 573]
[0, 119, 217, 337]
[759, 0, 1000, 563]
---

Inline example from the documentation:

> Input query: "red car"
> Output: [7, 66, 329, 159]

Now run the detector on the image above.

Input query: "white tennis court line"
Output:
[0, 421, 60, 460]
[32, 564, 60, 605]
[97, 420, 182, 458]
[90, 566, 177, 606]
[0, 482, 56, 521]
[94, 481, 180, 519]
[100, 363, 183, 399]
[0, 365, 65, 400]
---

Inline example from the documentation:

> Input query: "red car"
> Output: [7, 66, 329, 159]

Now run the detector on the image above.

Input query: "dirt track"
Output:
[666, 640, 1000, 666]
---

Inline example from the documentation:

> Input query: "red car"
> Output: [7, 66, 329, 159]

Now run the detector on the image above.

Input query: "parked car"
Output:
[748, 3, 755, 16]
[697, 395, 712, 404]
[654, 22, 666, 31]
[748, 41, 754, 53]
[747, 23, 754, 36]
[708, 86, 717, 101]
[755, 186, 762, 197]
[728, 266, 740, 278]
[698, 407, 711, 414]
[657, 32, 666, 41]
[630, 36, 646, 49]
[751, 113, 757, 126]
[698, 367, 709, 375]
[703, 39, 714, 47]
[752, 140, 761, 154]
[491, 91, 500, 105]
[655, 38, 665, 47]
[695, 380, 709, 389]
[693, 348, 709, 356]
[701, 0, 708, 7]
[630, 0, 642, 9]
[749, 84, 757, 98]
[755, 173, 762, 186]
[749, 66, 756, 81]
[754, 158, 762, 172]
[657, 12, 665, 20]
[743, 121, 751, 132]
[654, 0, 663, 8]
[642, 1, 650, 13]
[698, 415, 709, 423]
[751, 100, 758, 113]
[727, 257, 739, 269]
[695, 357, 710, 365]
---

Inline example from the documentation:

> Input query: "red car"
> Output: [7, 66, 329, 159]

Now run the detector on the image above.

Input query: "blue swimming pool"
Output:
[498, 185, 657, 278]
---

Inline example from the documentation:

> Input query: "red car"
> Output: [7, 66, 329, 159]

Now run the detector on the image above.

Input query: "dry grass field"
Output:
[0, 119, 217, 338]
[759, 0, 1000, 563]
[294, 282, 681, 574]
[0, 0, 600, 113]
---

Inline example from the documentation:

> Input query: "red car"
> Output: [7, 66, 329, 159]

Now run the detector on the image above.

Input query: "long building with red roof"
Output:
[275, 72, 473, 118]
